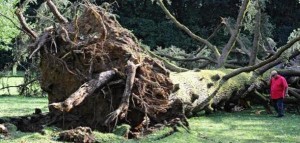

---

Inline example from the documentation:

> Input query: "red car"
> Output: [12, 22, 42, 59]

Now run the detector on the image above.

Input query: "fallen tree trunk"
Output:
[14, 1, 300, 135]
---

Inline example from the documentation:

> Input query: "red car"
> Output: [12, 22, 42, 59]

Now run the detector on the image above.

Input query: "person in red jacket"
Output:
[270, 70, 288, 117]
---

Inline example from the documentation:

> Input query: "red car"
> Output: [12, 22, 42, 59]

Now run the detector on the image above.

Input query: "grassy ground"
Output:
[0, 96, 300, 143]
[0, 77, 24, 95]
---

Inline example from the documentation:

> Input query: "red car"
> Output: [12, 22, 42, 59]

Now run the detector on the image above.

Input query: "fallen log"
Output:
[15, 0, 300, 135]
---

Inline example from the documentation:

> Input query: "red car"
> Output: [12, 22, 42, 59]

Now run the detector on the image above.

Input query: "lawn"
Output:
[0, 96, 300, 143]
[0, 77, 24, 95]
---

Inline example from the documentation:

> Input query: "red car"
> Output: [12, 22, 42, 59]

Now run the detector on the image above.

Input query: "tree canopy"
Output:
[0, 0, 20, 50]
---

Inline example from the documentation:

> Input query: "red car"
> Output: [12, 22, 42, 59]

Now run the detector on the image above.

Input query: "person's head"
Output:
[271, 70, 278, 78]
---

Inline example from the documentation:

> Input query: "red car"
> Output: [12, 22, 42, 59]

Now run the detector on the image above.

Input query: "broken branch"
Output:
[217, 0, 250, 68]
[157, 0, 220, 59]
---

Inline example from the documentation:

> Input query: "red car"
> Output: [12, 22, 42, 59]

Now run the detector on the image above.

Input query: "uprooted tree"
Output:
[10, 0, 300, 137]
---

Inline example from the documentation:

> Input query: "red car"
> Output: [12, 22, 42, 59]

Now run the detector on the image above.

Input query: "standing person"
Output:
[270, 70, 288, 117]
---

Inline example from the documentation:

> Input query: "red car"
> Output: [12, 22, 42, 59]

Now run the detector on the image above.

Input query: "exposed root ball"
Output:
[37, 3, 177, 132]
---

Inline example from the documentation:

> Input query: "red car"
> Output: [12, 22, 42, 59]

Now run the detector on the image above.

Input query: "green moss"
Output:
[217, 70, 252, 96]
[170, 69, 254, 111]
[113, 124, 131, 136]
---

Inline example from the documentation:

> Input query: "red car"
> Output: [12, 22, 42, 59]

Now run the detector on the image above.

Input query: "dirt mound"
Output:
[58, 126, 95, 143]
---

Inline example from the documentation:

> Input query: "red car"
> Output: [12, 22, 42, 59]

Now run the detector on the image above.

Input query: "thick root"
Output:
[49, 70, 116, 112]
[105, 60, 140, 125]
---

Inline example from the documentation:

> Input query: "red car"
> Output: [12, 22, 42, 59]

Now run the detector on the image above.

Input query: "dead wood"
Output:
[217, 0, 250, 67]
[49, 70, 116, 112]
[58, 127, 95, 143]
[249, 1, 261, 66]
[222, 17, 251, 57]
[0, 124, 8, 136]
[253, 90, 272, 114]
[105, 61, 140, 125]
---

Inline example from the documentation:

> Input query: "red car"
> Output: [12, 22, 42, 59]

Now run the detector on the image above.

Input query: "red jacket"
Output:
[270, 75, 288, 99]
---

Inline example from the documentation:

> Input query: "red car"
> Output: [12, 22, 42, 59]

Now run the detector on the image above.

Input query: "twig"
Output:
[194, 23, 223, 55]
[222, 18, 250, 56]
[0, 79, 37, 90]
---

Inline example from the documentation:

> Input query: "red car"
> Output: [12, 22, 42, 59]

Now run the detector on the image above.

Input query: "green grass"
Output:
[0, 77, 24, 95]
[1, 96, 300, 143]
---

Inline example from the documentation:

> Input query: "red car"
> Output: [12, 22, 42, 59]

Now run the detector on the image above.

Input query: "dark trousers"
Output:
[272, 98, 284, 116]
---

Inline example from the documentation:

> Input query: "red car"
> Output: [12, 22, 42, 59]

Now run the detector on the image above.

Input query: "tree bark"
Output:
[217, 0, 250, 68]
[49, 70, 116, 112]
[249, 2, 261, 66]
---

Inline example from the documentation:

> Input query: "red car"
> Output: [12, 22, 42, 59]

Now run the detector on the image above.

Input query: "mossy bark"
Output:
[170, 70, 253, 115]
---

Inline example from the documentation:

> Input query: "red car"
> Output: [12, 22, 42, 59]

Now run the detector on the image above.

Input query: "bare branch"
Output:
[194, 23, 223, 55]
[0, 79, 37, 90]
[157, 0, 220, 59]
[222, 18, 251, 56]
[141, 45, 188, 72]
[15, 8, 37, 40]
[29, 31, 50, 58]
[249, 2, 261, 66]
[46, 0, 68, 24]
[217, 0, 250, 68]
[256, 50, 300, 75]
[158, 53, 216, 63]
[224, 35, 300, 81]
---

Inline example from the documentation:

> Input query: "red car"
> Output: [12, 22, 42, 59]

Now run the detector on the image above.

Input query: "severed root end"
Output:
[104, 103, 129, 125]
[49, 102, 72, 112]
[105, 60, 139, 126]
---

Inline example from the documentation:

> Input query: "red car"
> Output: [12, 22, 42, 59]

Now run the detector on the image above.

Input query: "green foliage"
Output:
[288, 28, 300, 52]
[0, 0, 20, 50]
[34, 0, 75, 32]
